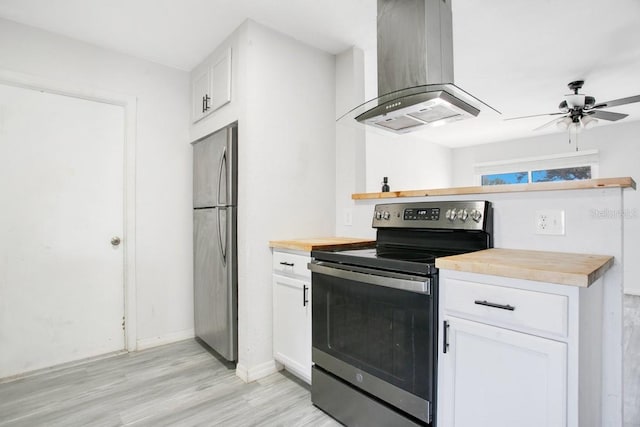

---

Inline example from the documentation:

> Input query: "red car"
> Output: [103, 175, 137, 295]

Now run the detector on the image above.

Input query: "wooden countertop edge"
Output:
[352, 177, 636, 200]
[436, 250, 614, 287]
[269, 239, 375, 252]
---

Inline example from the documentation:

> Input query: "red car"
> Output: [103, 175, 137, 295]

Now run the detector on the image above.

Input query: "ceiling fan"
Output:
[506, 80, 640, 131]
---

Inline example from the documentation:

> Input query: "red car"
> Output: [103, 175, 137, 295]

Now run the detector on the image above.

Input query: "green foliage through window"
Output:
[531, 166, 591, 182]
[481, 172, 529, 186]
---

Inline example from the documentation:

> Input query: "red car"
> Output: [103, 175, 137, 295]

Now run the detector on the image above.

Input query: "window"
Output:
[481, 172, 528, 186]
[475, 150, 598, 186]
[531, 166, 591, 183]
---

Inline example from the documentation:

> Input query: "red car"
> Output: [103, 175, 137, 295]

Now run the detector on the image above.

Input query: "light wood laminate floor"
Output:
[0, 339, 340, 427]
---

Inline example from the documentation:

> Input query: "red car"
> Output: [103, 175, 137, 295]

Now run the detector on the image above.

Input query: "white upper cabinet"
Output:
[192, 48, 231, 123]
[209, 49, 231, 112]
[192, 67, 210, 122]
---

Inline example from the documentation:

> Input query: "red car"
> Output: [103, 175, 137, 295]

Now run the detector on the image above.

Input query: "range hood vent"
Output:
[346, 0, 496, 134]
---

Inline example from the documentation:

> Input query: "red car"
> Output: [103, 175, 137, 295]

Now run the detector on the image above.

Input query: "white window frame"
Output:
[474, 150, 599, 186]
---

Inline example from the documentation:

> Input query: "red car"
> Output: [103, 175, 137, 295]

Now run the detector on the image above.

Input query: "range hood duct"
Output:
[354, 0, 492, 134]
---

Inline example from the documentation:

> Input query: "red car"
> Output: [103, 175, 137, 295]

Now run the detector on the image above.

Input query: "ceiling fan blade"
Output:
[590, 94, 640, 109]
[504, 112, 564, 121]
[587, 110, 628, 121]
[533, 116, 566, 131]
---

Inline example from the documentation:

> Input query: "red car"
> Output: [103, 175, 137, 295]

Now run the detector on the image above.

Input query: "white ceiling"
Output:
[1, 0, 639, 147]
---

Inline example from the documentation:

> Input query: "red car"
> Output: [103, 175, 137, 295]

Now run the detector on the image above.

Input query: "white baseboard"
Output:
[136, 328, 195, 351]
[236, 359, 281, 383]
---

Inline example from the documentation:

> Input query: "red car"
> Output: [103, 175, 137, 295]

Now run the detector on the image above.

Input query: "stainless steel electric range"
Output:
[309, 201, 493, 427]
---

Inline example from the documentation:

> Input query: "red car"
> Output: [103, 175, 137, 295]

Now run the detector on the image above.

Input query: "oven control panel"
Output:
[403, 207, 440, 221]
[372, 201, 492, 230]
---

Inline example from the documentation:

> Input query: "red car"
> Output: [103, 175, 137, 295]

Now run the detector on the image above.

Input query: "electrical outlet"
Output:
[343, 209, 353, 226]
[535, 210, 565, 235]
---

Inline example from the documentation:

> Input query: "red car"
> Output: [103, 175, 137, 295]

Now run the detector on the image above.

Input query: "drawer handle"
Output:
[474, 300, 515, 311]
[279, 261, 295, 267]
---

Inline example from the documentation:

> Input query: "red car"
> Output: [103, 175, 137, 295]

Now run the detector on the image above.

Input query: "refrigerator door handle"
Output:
[217, 147, 227, 206]
[217, 208, 227, 265]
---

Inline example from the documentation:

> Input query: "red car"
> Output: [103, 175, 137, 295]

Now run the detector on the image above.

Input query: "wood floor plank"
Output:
[0, 339, 340, 427]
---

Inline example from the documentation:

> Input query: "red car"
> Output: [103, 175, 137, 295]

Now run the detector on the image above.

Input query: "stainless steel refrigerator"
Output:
[192, 123, 237, 362]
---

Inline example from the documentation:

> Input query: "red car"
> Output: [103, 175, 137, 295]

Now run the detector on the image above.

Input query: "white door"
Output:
[0, 83, 125, 378]
[438, 316, 567, 427]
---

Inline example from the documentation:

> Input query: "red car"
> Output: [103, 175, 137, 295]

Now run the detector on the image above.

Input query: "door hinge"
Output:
[122, 316, 126, 331]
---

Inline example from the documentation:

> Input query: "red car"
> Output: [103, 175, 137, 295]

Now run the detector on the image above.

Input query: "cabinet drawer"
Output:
[444, 279, 568, 338]
[273, 251, 311, 278]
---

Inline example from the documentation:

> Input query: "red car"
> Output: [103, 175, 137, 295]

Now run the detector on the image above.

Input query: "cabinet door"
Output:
[273, 274, 311, 383]
[192, 68, 210, 122]
[439, 317, 567, 427]
[210, 48, 231, 112]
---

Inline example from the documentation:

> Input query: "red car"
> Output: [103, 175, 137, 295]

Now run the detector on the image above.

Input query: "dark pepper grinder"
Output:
[381, 177, 390, 192]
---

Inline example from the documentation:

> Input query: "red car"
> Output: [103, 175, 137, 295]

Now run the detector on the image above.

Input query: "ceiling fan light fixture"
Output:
[569, 121, 582, 133]
[556, 116, 572, 131]
[581, 115, 598, 129]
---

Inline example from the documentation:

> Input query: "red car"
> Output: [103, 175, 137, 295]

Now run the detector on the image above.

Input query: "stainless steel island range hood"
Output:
[350, 0, 495, 134]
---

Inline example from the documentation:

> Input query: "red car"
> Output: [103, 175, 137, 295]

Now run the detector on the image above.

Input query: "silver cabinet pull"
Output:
[111, 236, 121, 246]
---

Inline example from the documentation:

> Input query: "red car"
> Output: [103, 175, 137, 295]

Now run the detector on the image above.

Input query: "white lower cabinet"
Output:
[439, 317, 567, 427]
[438, 270, 604, 427]
[272, 250, 311, 383]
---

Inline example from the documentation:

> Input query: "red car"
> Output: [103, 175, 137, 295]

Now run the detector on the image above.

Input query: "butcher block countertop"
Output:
[435, 248, 614, 287]
[269, 237, 375, 252]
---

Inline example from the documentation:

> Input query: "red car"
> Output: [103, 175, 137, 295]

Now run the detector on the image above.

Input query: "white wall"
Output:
[191, 20, 336, 381]
[451, 121, 640, 296]
[0, 18, 194, 348]
[335, 47, 368, 239]
[365, 132, 453, 193]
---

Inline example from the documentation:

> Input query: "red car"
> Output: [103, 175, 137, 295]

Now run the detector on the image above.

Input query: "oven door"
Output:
[309, 260, 435, 424]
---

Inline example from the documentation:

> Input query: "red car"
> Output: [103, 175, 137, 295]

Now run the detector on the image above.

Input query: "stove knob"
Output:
[445, 209, 456, 221]
[375, 211, 382, 220]
[382, 211, 391, 220]
[458, 209, 469, 221]
[470, 209, 483, 223]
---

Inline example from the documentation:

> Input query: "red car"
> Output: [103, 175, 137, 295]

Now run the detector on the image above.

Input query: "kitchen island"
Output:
[436, 248, 613, 427]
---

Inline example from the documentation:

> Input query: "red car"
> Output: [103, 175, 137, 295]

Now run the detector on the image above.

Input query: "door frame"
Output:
[0, 69, 138, 351]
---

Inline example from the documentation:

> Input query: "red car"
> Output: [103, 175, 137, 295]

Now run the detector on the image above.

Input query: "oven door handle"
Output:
[308, 261, 431, 295]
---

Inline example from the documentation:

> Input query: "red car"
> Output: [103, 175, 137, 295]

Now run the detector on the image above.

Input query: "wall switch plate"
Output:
[535, 210, 565, 235]
[343, 209, 353, 226]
